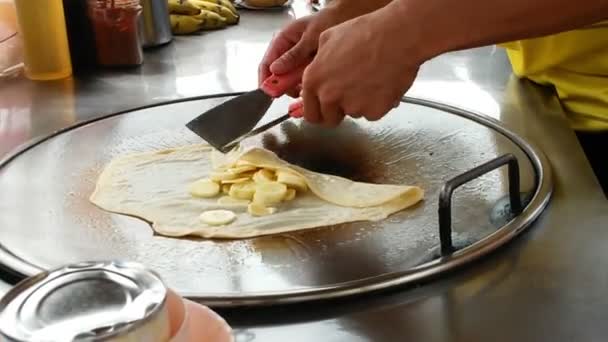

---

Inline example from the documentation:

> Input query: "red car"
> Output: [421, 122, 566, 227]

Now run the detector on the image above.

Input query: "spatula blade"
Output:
[186, 89, 272, 151]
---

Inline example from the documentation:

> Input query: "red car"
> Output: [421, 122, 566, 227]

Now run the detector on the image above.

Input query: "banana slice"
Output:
[229, 181, 256, 200]
[253, 182, 287, 206]
[283, 188, 296, 201]
[210, 171, 238, 182]
[222, 184, 231, 194]
[247, 202, 277, 217]
[221, 177, 250, 184]
[235, 160, 255, 167]
[238, 171, 256, 179]
[200, 209, 236, 226]
[228, 165, 258, 175]
[217, 196, 250, 206]
[189, 179, 220, 198]
[252, 169, 275, 184]
[276, 170, 307, 192]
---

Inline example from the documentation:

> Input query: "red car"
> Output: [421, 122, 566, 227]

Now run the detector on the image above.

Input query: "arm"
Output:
[388, 0, 608, 63]
[298, 0, 608, 126]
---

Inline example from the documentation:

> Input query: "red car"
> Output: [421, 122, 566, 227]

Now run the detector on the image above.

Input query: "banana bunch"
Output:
[168, 0, 239, 35]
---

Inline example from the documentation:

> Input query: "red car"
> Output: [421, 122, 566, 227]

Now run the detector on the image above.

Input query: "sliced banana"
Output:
[222, 184, 231, 194]
[276, 170, 308, 192]
[283, 188, 296, 201]
[253, 182, 287, 206]
[229, 181, 256, 200]
[217, 196, 250, 206]
[252, 168, 275, 183]
[189, 179, 220, 198]
[228, 165, 258, 175]
[221, 177, 251, 184]
[199, 209, 236, 226]
[237, 171, 256, 179]
[234, 160, 257, 169]
[210, 171, 238, 182]
[247, 202, 277, 216]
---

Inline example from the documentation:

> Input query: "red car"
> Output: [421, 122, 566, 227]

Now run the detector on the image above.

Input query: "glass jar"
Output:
[87, 0, 143, 67]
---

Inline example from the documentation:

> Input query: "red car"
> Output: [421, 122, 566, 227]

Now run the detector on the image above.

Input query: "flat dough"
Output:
[89, 144, 424, 239]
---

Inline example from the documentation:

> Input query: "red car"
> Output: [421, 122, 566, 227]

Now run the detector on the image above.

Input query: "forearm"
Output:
[386, 0, 608, 62]
[331, 0, 394, 18]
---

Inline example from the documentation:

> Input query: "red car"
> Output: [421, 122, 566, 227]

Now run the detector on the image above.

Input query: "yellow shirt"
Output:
[501, 21, 608, 131]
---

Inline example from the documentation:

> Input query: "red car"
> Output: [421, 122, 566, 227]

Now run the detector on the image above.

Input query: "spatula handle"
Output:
[288, 99, 304, 118]
[261, 65, 307, 98]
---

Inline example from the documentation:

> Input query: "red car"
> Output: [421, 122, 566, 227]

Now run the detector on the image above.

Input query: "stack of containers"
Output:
[12, 0, 173, 80]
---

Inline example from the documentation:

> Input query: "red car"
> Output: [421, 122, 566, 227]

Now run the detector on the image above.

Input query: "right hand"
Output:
[258, 1, 390, 97]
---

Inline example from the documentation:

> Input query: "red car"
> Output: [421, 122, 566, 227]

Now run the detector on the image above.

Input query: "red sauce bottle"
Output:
[87, 0, 143, 67]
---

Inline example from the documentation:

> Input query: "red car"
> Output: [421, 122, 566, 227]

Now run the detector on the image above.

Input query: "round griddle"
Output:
[0, 94, 552, 306]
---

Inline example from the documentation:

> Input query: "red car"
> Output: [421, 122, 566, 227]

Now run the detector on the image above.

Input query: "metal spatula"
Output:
[220, 100, 304, 152]
[186, 66, 305, 153]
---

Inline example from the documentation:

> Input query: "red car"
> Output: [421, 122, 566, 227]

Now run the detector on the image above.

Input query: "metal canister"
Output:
[0, 261, 171, 342]
[139, 0, 173, 48]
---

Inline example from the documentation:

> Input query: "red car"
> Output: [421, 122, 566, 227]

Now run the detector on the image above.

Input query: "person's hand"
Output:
[258, 16, 312, 97]
[258, 0, 391, 97]
[300, 8, 426, 126]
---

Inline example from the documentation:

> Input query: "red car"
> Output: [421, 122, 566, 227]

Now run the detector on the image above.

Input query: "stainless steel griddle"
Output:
[0, 94, 551, 307]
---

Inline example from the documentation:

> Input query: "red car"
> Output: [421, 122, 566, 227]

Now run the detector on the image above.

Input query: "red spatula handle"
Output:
[261, 65, 306, 98]
[288, 99, 304, 118]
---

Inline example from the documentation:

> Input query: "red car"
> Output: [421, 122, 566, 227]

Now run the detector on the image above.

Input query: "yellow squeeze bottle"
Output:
[13, 0, 72, 80]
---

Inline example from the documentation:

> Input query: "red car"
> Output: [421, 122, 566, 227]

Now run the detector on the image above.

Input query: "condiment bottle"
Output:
[63, 0, 97, 72]
[13, 0, 73, 80]
[87, 0, 144, 67]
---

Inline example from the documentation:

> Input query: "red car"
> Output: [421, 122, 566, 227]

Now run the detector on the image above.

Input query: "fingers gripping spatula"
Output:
[186, 66, 305, 153]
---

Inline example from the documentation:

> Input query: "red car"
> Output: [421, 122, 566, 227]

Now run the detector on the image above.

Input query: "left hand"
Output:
[300, 8, 424, 126]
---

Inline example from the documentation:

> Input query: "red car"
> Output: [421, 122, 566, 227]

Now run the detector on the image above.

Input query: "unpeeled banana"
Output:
[190, 0, 239, 25]
[203, 0, 237, 14]
[167, 0, 239, 35]
[170, 14, 204, 34]
[167, 0, 200, 15]
[170, 12, 226, 34]
[197, 12, 228, 30]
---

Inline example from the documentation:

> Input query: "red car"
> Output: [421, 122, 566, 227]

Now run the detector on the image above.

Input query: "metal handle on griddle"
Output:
[438, 154, 523, 256]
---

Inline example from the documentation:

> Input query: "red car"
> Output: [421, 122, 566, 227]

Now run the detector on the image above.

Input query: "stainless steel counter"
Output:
[1, 1, 607, 341]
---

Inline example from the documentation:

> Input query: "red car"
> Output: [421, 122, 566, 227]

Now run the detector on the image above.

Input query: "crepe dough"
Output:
[89, 144, 424, 239]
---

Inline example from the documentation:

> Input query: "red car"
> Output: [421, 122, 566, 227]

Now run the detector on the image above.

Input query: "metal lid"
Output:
[0, 261, 167, 341]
